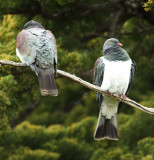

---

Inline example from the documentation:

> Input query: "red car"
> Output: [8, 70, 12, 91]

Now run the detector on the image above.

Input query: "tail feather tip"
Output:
[41, 89, 58, 96]
[94, 116, 119, 141]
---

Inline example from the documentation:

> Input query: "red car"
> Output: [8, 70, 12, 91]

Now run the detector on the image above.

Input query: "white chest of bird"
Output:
[101, 57, 132, 95]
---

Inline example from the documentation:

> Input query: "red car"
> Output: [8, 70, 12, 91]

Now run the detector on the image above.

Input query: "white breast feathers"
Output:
[101, 57, 132, 95]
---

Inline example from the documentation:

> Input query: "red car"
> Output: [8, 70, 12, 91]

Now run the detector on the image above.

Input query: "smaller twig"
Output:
[109, 9, 123, 37]
[10, 98, 43, 128]
[118, 26, 154, 36]
[79, 1, 118, 16]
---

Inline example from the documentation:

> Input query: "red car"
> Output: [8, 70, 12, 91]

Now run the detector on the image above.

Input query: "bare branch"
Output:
[10, 98, 43, 128]
[108, 9, 123, 37]
[80, 25, 110, 42]
[0, 60, 27, 67]
[0, 60, 154, 115]
[78, 1, 119, 17]
[118, 26, 154, 36]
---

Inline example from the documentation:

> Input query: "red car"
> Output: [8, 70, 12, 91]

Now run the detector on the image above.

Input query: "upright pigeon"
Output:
[93, 38, 136, 140]
[16, 20, 58, 96]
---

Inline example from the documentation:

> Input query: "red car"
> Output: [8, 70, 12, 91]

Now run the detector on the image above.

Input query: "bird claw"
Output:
[107, 90, 113, 96]
[121, 94, 126, 100]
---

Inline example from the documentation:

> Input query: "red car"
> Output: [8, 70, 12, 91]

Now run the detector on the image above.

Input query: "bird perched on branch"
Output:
[16, 20, 58, 96]
[93, 38, 136, 140]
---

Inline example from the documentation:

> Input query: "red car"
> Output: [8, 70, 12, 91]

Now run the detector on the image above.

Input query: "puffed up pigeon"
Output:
[16, 20, 58, 96]
[93, 38, 136, 140]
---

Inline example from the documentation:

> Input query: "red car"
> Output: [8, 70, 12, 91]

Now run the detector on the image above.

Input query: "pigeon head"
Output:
[103, 38, 123, 53]
[24, 20, 45, 30]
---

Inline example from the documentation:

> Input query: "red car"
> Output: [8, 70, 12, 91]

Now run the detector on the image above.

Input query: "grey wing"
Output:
[46, 30, 57, 72]
[125, 61, 136, 95]
[93, 57, 105, 107]
[46, 30, 57, 63]
[16, 30, 38, 66]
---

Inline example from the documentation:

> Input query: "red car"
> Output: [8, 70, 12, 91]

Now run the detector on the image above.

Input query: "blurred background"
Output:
[0, 0, 154, 160]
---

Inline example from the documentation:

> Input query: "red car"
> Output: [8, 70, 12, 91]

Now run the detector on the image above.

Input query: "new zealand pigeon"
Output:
[93, 38, 136, 140]
[16, 20, 58, 96]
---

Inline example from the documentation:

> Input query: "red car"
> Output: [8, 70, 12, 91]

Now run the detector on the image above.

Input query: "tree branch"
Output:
[77, 1, 119, 17]
[118, 26, 154, 36]
[10, 97, 43, 128]
[0, 60, 154, 115]
[0, 60, 27, 67]
[108, 9, 123, 37]
[80, 25, 110, 42]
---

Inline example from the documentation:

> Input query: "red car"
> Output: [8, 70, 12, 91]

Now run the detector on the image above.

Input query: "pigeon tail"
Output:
[94, 111, 119, 140]
[38, 68, 58, 96]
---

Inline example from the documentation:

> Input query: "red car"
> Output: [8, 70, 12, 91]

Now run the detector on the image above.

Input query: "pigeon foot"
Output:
[121, 94, 126, 100]
[107, 90, 113, 96]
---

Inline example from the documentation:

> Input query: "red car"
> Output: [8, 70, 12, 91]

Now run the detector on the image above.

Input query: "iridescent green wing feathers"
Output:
[93, 57, 105, 107]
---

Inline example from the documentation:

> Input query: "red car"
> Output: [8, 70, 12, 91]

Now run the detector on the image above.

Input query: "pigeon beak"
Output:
[117, 43, 123, 47]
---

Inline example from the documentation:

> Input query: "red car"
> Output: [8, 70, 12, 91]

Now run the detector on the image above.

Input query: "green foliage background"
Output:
[0, 0, 154, 159]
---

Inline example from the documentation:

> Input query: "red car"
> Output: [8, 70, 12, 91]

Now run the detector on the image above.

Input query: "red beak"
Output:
[117, 42, 123, 47]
